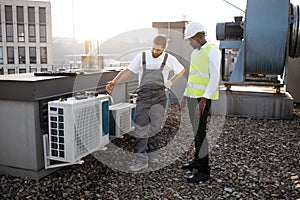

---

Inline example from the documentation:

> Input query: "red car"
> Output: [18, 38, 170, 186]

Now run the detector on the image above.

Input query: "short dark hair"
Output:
[153, 34, 168, 48]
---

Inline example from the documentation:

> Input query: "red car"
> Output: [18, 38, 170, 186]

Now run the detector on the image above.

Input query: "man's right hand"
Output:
[106, 81, 116, 94]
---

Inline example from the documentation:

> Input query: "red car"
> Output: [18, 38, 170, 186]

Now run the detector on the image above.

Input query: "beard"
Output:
[152, 51, 163, 58]
[190, 41, 201, 49]
[189, 38, 202, 49]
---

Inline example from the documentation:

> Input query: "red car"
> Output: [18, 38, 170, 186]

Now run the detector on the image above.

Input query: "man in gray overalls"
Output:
[106, 35, 185, 171]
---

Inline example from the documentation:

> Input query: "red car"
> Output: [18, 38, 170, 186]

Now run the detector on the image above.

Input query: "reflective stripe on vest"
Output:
[184, 44, 219, 100]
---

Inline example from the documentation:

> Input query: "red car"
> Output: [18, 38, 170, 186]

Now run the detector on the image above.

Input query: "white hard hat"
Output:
[184, 22, 206, 39]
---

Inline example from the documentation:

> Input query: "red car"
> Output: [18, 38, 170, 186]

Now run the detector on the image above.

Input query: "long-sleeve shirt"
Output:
[184, 42, 221, 99]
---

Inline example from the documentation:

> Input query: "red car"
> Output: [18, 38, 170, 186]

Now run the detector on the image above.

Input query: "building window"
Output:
[39, 7, 46, 23]
[5, 6, 13, 42]
[40, 47, 47, 64]
[17, 6, 25, 42]
[18, 25, 25, 42]
[7, 47, 14, 64]
[19, 68, 26, 73]
[6, 24, 13, 42]
[29, 25, 36, 42]
[18, 47, 26, 64]
[29, 67, 37, 73]
[28, 7, 36, 42]
[29, 47, 36, 64]
[39, 7, 47, 43]
[0, 47, 3, 64]
[8, 69, 15, 74]
[39, 25, 47, 42]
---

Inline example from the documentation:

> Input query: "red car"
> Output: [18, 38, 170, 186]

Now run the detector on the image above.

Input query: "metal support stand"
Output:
[43, 134, 84, 169]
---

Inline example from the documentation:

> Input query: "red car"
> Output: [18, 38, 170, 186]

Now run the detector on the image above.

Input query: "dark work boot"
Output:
[186, 172, 210, 183]
[181, 160, 201, 170]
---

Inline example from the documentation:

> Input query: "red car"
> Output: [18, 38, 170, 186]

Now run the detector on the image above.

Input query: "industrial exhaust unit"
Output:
[214, 0, 299, 119]
[217, 0, 300, 86]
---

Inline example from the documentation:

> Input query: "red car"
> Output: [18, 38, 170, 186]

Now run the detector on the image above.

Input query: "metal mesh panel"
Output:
[74, 102, 101, 160]
[119, 108, 131, 134]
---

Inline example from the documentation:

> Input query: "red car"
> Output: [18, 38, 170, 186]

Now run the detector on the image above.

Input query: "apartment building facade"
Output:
[0, 0, 52, 74]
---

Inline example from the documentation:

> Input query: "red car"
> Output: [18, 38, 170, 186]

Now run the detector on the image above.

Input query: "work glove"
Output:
[165, 80, 173, 89]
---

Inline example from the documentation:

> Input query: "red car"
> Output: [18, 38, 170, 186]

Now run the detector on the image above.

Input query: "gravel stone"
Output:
[0, 103, 299, 199]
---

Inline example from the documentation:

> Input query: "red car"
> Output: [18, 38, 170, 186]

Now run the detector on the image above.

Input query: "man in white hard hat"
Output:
[181, 22, 221, 183]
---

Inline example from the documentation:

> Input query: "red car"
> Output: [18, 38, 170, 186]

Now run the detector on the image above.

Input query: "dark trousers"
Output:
[187, 97, 211, 174]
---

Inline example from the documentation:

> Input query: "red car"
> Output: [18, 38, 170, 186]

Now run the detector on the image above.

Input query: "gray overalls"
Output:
[133, 52, 168, 162]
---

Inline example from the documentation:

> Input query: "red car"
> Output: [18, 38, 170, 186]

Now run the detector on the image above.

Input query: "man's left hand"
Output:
[165, 80, 173, 89]
[196, 98, 207, 116]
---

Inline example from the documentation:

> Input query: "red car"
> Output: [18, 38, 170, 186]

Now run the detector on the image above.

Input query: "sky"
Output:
[46, 0, 247, 43]
[46, 0, 300, 43]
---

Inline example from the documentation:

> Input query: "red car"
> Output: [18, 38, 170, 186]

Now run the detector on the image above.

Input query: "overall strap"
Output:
[160, 53, 168, 70]
[142, 52, 146, 70]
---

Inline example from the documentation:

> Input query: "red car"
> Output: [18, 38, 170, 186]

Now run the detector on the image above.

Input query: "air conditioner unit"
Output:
[109, 102, 135, 138]
[47, 94, 109, 163]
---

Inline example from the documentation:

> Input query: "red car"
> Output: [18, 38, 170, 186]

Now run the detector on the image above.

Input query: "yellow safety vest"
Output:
[184, 44, 219, 100]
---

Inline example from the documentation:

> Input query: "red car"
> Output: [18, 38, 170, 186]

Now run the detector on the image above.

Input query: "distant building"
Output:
[81, 40, 104, 70]
[0, 0, 53, 75]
